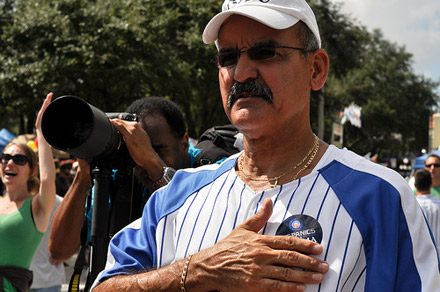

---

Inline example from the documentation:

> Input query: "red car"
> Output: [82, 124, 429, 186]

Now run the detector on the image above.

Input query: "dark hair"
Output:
[125, 97, 187, 139]
[414, 169, 432, 192]
[298, 21, 320, 59]
[3, 142, 40, 195]
[426, 154, 440, 162]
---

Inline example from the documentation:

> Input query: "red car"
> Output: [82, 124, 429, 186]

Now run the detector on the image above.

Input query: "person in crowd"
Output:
[91, 0, 440, 291]
[424, 154, 440, 198]
[0, 93, 56, 292]
[29, 195, 65, 292]
[55, 159, 74, 197]
[414, 168, 440, 253]
[49, 97, 219, 261]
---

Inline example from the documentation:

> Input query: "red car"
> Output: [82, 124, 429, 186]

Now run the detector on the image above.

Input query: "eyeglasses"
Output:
[211, 45, 305, 68]
[425, 163, 440, 168]
[0, 153, 29, 166]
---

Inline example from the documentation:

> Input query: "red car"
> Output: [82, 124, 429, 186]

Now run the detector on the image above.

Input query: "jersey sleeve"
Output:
[90, 191, 162, 289]
[320, 158, 440, 291]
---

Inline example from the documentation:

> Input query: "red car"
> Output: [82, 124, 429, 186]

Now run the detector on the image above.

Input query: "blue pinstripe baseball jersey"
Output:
[92, 145, 440, 291]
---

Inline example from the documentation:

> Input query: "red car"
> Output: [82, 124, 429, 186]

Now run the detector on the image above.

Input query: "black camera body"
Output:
[41, 95, 137, 159]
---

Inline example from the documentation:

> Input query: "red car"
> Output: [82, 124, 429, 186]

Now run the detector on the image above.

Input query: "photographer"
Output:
[49, 97, 195, 263]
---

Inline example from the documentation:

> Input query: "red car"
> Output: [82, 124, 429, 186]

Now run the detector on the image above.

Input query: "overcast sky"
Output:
[328, 0, 440, 94]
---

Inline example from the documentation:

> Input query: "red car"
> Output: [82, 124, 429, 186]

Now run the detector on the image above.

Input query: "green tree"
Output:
[0, 0, 222, 136]
[0, 0, 438, 158]
[310, 0, 438, 157]
[309, 0, 373, 146]
[325, 29, 438, 156]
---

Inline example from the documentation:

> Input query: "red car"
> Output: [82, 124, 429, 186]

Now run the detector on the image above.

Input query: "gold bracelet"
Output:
[180, 255, 192, 292]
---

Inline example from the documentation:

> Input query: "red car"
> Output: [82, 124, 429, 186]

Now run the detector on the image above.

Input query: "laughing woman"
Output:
[0, 93, 56, 292]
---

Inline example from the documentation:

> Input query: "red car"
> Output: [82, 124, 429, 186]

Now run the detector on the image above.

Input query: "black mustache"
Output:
[228, 79, 273, 108]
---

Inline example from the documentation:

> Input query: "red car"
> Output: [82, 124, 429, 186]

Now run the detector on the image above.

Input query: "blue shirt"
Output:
[93, 146, 440, 291]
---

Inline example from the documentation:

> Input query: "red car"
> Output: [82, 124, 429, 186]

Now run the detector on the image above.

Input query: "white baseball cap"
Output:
[203, 0, 321, 48]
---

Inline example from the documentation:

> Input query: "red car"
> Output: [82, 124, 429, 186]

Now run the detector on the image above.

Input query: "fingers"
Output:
[110, 118, 138, 135]
[265, 265, 326, 283]
[271, 248, 328, 273]
[110, 118, 147, 146]
[109, 117, 125, 130]
[110, 118, 127, 137]
[263, 234, 323, 255]
[36, 92, 53, 129]
[40, 92, 53, 113]
[110, 119, 151, 150]
[239, 198, 273, 233]
[109, 118, 157, 170]
[76, 158, 91, 177]
[45, 92, 53, 102]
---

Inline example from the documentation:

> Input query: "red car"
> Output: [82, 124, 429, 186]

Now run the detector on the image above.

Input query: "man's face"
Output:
[216, 15, 314, 138]
[425, 156, 440, 184]
[142, 115, 190, 170]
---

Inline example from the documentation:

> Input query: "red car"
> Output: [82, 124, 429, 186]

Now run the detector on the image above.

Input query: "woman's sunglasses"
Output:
[211, 45, 305, 68]
[0, 153, 29, 166]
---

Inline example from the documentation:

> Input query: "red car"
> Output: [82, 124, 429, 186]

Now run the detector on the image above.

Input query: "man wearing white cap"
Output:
[92, 1, 440, 291]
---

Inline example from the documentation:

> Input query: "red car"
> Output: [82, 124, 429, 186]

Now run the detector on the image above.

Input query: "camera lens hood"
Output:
[41, 95, 120, 159]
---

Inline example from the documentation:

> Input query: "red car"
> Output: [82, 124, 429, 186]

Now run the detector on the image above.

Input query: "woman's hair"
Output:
[3, 142, 40, 195]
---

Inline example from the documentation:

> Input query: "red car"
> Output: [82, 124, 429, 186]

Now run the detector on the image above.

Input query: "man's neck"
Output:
[416, 190, 431, 196]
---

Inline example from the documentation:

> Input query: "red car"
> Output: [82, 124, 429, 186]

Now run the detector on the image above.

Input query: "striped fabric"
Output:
[93, 145, 440, 291]
[416, 195, 440, 253]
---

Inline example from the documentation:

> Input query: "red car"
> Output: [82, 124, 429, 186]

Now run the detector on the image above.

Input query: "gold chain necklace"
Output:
[291, 136, 320, 181]
[238, 134, 319, 188]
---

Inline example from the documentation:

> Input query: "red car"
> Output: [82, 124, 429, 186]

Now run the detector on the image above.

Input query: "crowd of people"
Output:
[1, 0, 440, 292]
[0, 93, 237, 291]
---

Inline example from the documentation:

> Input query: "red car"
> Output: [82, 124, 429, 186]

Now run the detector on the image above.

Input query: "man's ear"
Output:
[310, 49, 329, 91]
[181, 133, 189, 153]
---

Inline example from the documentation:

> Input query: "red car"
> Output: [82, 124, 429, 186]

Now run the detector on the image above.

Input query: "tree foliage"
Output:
[0, 0, 222, 135]
[0, 0, 438, 157]
[326, 29, 437, 156]
[309, 0, 438, 157]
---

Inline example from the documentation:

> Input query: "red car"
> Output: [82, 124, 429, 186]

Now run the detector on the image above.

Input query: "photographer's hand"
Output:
[110, 119, 166, 189]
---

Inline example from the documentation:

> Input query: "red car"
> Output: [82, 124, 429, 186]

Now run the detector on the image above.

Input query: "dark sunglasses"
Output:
[425, 163, 440, 169]
[0, 153, 29, 166]
[211, 45, 305, 68]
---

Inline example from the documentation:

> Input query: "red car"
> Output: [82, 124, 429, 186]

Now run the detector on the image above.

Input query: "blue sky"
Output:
[329, 0, 440, 94]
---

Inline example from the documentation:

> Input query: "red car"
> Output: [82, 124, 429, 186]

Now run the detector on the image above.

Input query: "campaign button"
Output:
[276, 214, 323, 244]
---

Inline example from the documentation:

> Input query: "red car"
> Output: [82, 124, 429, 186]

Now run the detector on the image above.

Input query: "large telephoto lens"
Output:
[41, 95, 120, 159]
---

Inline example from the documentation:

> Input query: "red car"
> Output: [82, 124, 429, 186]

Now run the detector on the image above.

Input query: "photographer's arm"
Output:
[93, 199, 328, 292]
[49, 159, 91, 261]
[110, 119, 168, 191]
